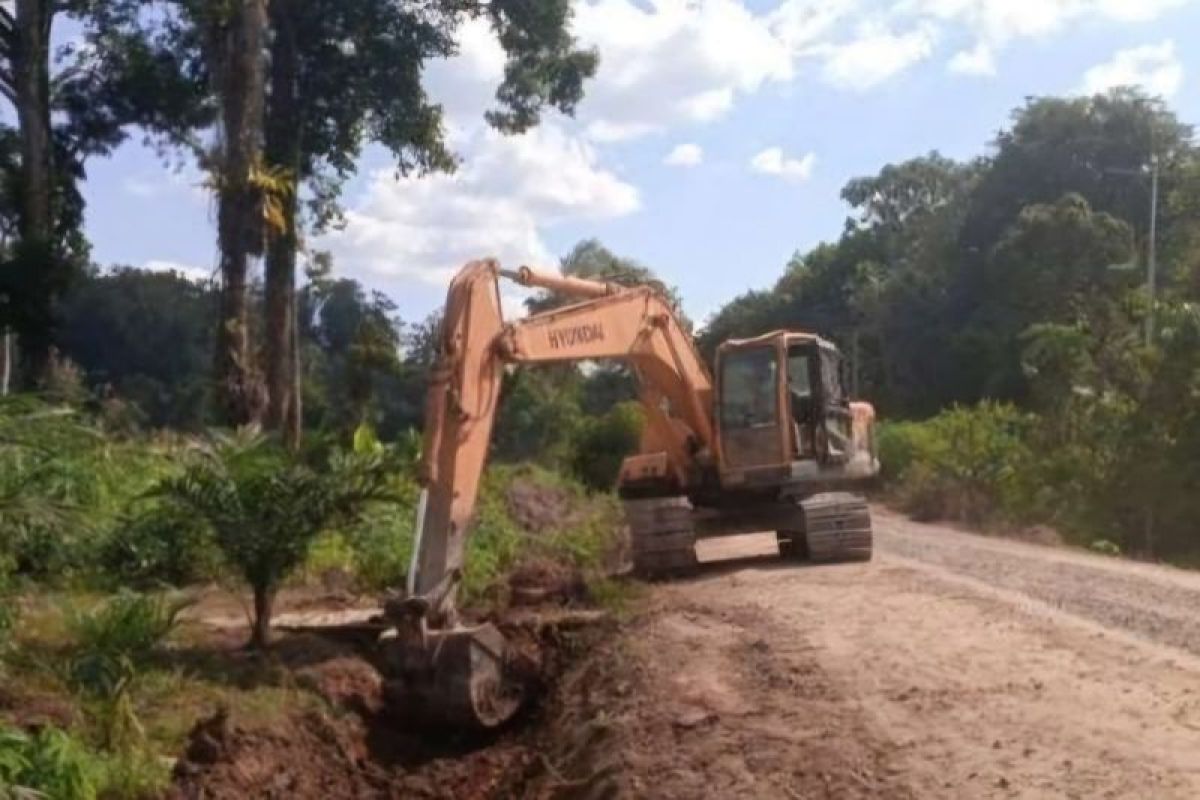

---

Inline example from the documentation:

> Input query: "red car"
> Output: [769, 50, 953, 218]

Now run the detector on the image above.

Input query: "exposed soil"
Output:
[168, 705, 537, 800]
[505, 479, 582, 535]
[167, 602, 609, 799]
[171, 507, 1200, 798]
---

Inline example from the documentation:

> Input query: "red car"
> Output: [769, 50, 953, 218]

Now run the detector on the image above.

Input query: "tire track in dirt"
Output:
[531, 594, 917, 799]
[574, 514, 1200, 799]
[874, 508, 1200, 657]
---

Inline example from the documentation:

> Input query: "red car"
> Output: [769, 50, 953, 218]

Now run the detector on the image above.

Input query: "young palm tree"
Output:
[155, 431, 398, 648]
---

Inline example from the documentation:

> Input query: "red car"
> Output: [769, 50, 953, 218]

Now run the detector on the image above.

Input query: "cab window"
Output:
[720, 347, 778, 429]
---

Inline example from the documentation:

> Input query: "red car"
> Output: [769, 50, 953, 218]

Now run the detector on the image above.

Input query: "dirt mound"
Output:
[169, 612, 615, 799]
[170, 708, 379, 798]
[508, 559, 589, 607]
[514, 601, 916, 800]
[170, 706, 536, 799]
[505, 479, 581, 534]
[0, 685, 75, 730]
[294, 656, 385, 717]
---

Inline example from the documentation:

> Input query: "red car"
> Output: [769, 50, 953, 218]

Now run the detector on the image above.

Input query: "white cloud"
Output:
[1094, 0, 1191, 22]
[423, 16, 507, 123]
[570, 0, 805, 140]
[750, 147, 816, 181]
[947, 42, 996, 76]
[817, 22, 938, 90]
[680, 88, 736, 122]
[664, 143, 704, 167]
[417, 0, 1196, 146]
[320, 125, 639, 290]
[1081, 40, 1183, 97]
[586, 120, 663, 143]
[768, 0, 861, 50]
[904, 0, 1190, 73]
[140, 260, 213, 283]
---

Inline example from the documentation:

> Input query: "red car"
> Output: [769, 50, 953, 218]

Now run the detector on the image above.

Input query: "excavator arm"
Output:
[382, 259, 715, 728]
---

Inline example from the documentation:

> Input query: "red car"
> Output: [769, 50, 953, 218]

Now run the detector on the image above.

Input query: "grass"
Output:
[0, 595, 334, 799]
[291, 461, 626, 610]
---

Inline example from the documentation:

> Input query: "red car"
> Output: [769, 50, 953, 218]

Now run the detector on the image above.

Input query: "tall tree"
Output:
[258, 0, 597, 447]
[2, 0, 62, 382]
[961, 90, 1192, 256]
[205, 0, 269, 427]
[0, 0, 200, 384]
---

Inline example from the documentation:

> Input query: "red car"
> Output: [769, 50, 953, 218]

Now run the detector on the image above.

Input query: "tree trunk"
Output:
[13, 0, 51, 243]
[250, 584, 274, 649]
[1, 330, 11, 396]
[213, 0, 268, 427]
[264, 0, 302, 449]
[12, 0, 54, 381]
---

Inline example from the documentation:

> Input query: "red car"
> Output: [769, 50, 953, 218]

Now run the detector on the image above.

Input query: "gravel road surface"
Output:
[597, 508, 1200, 799]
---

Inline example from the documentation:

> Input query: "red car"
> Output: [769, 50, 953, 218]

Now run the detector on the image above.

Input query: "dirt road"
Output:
[574, 508, 1200, 799]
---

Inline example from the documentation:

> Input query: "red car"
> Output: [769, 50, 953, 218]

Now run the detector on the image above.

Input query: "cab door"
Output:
[716, 345, 787, 471]
[786, 344, 817, 459]
[816, 347, 852, 464]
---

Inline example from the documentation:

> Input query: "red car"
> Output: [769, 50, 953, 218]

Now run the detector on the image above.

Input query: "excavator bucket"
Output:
[378, 600, 526, 729]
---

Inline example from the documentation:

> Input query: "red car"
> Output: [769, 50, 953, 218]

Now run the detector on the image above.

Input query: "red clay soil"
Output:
[168, 704, 538, 800]
[507, 559, 589, 607]
[167, 617, 594, 800]
[0, 684, 76, 731]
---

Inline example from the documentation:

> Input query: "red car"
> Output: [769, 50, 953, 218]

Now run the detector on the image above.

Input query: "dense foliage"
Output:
[705, 90, 1200, 560]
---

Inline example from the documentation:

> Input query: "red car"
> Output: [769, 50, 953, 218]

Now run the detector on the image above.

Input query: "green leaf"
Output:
[352, 423, 381, 455]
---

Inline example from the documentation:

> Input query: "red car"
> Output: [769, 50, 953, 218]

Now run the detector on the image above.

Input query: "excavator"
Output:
[379, 259, 879, 729]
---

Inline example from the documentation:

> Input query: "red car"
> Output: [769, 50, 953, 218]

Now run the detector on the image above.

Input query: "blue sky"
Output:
[76, 0, 1200, 326]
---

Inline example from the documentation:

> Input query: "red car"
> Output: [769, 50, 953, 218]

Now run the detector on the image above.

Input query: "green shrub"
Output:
[344, 502, 417, 592]
[99, 504, 221, 589]
[0, 398, 182, 585]
[0, 723, 168, 800]
[0, 557, 16, 660]
[62, 592, 191, 750]
[337, 462, 622, 604]
[882, 403, 1034, 524]
[472, 464, 622, 598]
[0, 725, 100, 800]
[64, 592, 190, 689]
[876, 420, 924, 483]
[569, 401, 643, 491]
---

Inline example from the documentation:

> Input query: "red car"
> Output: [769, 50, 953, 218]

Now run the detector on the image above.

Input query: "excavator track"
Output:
[779, 492, 873, 563]
[624, 496, 698, 579]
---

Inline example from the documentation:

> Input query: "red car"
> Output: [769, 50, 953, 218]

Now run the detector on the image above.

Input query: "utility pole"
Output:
[1146, 154, 1159, 345]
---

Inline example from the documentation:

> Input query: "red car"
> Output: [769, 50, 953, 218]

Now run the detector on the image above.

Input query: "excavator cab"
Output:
[715, 332, 870, 491]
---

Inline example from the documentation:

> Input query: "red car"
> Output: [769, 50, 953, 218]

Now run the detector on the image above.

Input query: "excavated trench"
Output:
[168, 609, 619, 800]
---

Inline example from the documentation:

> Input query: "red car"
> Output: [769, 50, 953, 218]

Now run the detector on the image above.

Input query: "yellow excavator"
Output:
[379, 259, 879, 728]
